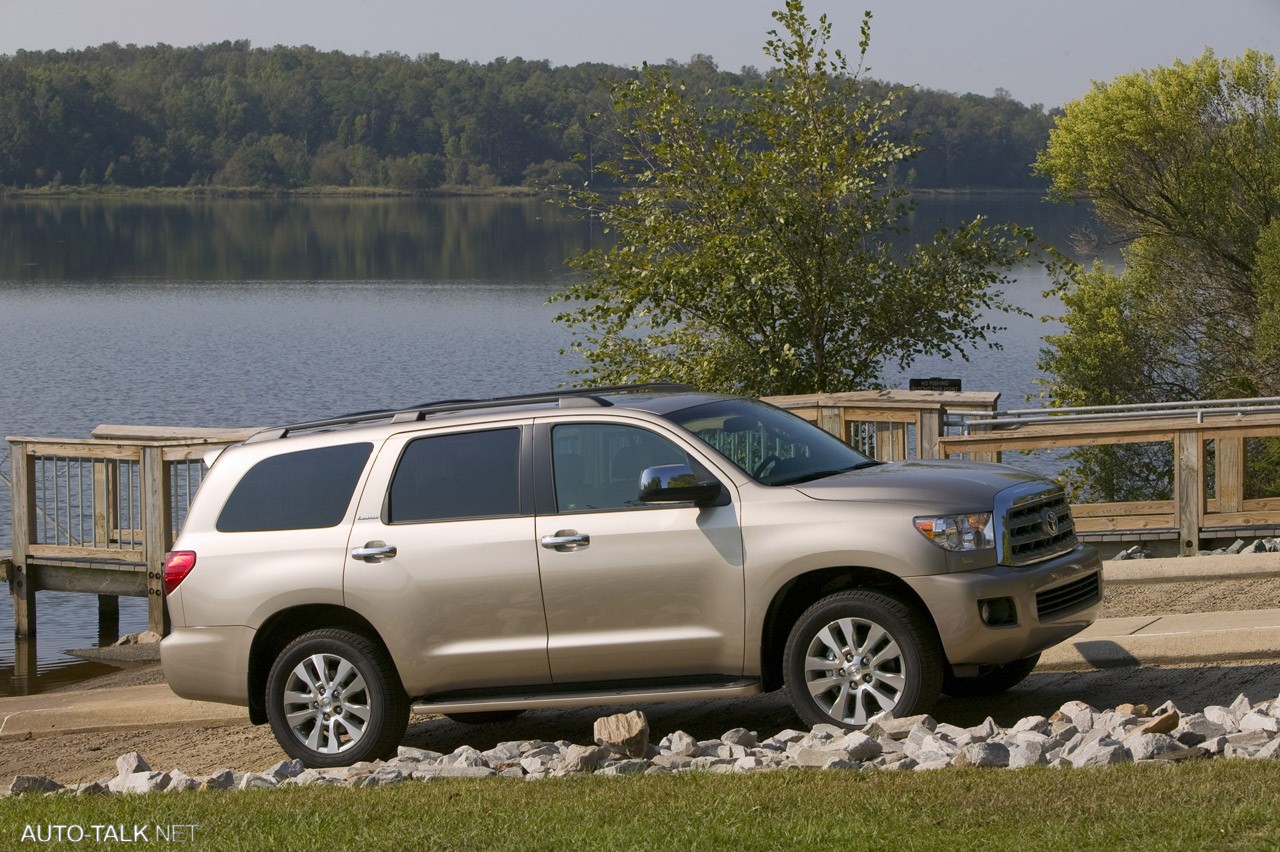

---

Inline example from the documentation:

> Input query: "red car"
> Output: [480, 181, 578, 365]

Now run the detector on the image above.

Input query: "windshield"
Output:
[665, 398, 877, 486]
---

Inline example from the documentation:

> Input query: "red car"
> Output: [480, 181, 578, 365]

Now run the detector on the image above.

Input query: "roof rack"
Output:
[244, 382, 696, 442]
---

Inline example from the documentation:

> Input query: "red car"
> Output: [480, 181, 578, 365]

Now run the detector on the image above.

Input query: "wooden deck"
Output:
[6, 426, 256, 639]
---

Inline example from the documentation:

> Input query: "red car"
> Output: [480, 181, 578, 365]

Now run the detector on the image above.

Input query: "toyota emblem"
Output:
[1040, 507, 1060, 535]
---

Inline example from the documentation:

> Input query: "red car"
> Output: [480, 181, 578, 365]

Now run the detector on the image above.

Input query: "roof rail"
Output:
[244, 382, 697, 442]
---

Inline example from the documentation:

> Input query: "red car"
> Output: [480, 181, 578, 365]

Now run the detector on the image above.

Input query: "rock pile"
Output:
[10, 697, 1280, 796]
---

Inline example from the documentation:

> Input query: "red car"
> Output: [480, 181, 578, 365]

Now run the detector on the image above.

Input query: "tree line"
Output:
[0, 40, 1056, 192]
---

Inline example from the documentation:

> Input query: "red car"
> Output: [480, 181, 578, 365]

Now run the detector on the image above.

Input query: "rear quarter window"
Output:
[216, 443, 373, 532]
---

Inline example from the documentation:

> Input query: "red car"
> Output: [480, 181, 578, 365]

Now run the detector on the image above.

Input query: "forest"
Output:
[0, 41, 1058, 192]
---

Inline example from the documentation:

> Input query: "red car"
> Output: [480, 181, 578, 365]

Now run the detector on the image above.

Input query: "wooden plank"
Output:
[764, 390, 998, 412]
[1201, 511, 1280, 528]
[91, 424, 259, 442]
[918, 409, 942, 459]
[30, 564, 147, 597]
[93, 460, 112, 548]
[873, 423, 893, 462]
[161, 445, 221, 462]
[1073, 515, 1177, 533]
[834, 407, 920, 424]
[141, 445, 172, 635]
[27, 544, 145, 563]
[9, 441, 36, 637]
[1070, 500, 1176, 517]
[1175, 430, 1205, 556]
[12, 441, 141, 460]
[1216, 436, 1246, 514]
[818, 407, 843, 442]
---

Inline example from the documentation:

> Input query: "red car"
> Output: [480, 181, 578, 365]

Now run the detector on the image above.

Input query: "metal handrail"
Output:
[965, 397, 1280, 433]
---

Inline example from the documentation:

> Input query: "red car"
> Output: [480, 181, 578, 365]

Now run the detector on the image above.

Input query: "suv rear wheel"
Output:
[266, 628, 409, 767]
[783, 590, 942, 728]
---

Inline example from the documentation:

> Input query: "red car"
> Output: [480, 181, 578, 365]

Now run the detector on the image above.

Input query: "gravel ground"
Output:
[3, 578, 1278, 785]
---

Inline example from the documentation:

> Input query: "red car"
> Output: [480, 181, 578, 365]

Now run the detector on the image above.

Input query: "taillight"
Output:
[163, 551, 197, 594]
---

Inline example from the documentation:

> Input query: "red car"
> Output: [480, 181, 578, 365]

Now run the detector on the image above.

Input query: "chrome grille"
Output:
[1036, 572, 1101, 621]
[996, 484, 1078, 567]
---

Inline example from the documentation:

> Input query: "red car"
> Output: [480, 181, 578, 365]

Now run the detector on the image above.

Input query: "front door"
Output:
[534, 419, 745, 683]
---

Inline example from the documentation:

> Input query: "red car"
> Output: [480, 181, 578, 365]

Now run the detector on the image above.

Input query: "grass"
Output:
[3, 763, 1280, 850]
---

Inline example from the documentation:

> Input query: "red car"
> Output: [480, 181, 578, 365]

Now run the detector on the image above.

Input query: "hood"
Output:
[794, 459, 1045, 511]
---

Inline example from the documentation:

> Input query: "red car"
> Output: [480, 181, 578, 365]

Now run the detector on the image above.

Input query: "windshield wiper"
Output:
[772, 460, 880, 486]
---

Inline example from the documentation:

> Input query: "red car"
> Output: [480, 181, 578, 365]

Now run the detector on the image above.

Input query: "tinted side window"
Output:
[552, 423, 691, 512]
[387, 428, 521, 523]
[217, 443, 373, 532]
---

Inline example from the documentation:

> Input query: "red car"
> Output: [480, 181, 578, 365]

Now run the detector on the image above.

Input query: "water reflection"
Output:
[0, 197, 597, 282]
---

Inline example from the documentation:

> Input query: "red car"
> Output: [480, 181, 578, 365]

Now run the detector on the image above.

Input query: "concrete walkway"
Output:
[1, 553, 1277, 739]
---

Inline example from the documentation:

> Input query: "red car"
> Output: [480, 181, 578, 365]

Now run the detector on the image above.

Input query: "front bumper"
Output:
[906, 543, 1102, 666]
[160, 625, 256, 706]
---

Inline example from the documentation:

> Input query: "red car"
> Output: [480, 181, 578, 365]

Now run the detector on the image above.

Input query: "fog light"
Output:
[979, 597, 1017, 627]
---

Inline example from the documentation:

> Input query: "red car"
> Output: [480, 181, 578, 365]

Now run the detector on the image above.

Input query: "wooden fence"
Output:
[765, 392, 1280, 556]
[4, 426, 256, 638]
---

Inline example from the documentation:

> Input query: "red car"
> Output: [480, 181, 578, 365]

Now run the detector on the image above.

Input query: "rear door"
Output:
[343, 423, 550, 696]
[533, 417, 745, 683]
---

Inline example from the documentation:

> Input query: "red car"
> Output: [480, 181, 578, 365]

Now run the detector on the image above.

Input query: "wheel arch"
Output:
[247, 604, 397, 725]
[759, 566, 940, 692]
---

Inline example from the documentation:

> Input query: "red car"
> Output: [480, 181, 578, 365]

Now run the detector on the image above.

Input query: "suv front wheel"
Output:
[783, 590, 942, 729]
[266, 628, 409, 767]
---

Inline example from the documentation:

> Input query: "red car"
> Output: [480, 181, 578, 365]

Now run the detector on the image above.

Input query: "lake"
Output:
[0, 193, 1108, 692]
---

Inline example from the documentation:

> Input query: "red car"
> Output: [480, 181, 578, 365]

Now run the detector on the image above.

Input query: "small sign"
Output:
[909, 377, 962, 392]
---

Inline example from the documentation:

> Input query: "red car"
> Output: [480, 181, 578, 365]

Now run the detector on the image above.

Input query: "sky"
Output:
[2, 0, 1278, 108]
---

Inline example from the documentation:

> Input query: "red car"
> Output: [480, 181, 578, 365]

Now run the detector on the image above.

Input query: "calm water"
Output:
[0, 194, 1106, 692]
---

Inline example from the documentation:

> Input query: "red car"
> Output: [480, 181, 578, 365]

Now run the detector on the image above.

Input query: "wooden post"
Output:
[98, 593, 120, 646]
[819, 407, 843, 442]
[918, 409, 942, 459]
[9, 441, 37, 637]
[1215, 436, 1246, 515]
[92, 459, 115, 547]
[1175, 430, 1205, 556]
[140, 446, 172, 635]
[11, 636, 37, 696]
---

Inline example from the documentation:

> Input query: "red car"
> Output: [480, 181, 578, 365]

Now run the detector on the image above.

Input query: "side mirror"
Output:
[638, 464, 722, 505]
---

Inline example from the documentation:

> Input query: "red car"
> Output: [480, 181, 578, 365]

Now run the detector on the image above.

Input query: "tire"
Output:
[942, 653, 1040, 698]
[266, 628, 409, 768]
[783, 590, 942, 729]
[444, 710, 525, 725]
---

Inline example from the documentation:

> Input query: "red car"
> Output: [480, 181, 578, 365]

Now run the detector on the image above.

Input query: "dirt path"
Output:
[4, 577, 1279, 785]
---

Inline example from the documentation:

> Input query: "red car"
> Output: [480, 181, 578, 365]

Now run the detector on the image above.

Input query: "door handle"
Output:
[351, 541, 397, 562]
[540, 530, 590, 552]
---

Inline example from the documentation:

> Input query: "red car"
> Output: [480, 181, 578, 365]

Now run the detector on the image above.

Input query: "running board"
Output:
[411, 679, 762, 715]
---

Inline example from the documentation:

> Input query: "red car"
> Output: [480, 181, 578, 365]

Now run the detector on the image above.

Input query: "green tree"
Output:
[1036, 49, 1280, 499]
[1038, 48, 1280, 399]
[552, 1, 1035, 394]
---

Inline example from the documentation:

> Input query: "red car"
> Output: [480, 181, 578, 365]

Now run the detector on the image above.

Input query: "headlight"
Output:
[913, 513, 995, 551]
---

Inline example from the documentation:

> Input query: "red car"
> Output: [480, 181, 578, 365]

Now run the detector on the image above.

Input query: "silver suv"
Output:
[161, 384, 1101, 766]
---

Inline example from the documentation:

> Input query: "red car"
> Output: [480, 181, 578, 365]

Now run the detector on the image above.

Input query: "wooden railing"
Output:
[763, 390, 1001, 460]
[768, 392, 1280, 556]
[6, 426, 256, 637]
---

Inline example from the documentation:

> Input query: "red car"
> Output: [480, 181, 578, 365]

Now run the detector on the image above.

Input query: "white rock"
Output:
[721, 728, 758, 748]
[115, 752, 151, 776]
[594, 710, 650, 758]
[953, 742, 1010, 768]
[9, 775, 64, 796]
[561, 744, 609, 773]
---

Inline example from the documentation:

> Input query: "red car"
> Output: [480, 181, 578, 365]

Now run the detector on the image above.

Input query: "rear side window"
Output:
[387, 428, 521, 523]
[217, 443, 373, 532]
